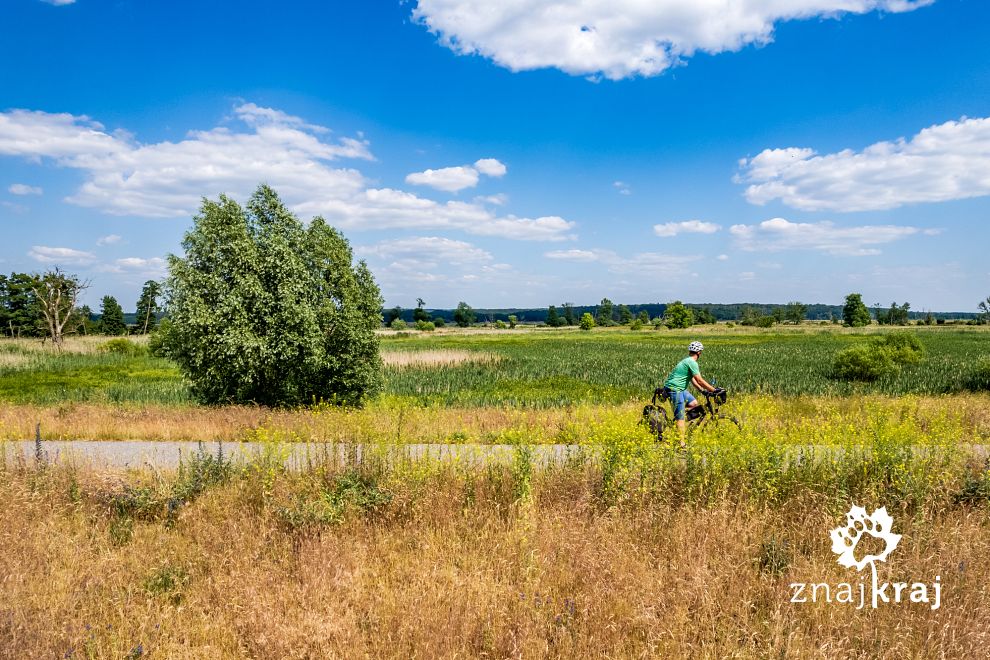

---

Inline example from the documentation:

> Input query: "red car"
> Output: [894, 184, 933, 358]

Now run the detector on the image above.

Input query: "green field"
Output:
[1, 326, 988, 406]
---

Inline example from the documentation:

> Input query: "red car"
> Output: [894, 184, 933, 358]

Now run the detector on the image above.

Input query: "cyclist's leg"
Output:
[672, 391, 690, 445]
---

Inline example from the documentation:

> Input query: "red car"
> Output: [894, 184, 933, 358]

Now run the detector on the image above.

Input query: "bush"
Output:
[755, 315, 776, 328]
[966, 358, 990, 391]
[414, 320, 435, 332]
[432, 317, 445, 328]
[147, 319, 172, 357]
[871, 332, 924, 364]
[832, 344, 897, 381]
[390, 318, 407, 330]
[494, 320, 508, 330]
[98, 338, 148, 357]
[579, 313, 595, 331]
[629, 319, 643, 331]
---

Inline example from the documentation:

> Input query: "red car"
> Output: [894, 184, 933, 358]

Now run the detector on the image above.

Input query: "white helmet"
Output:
[688, 341, 704, 353]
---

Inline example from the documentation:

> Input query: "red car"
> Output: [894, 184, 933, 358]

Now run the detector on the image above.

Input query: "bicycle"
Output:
[641, 381, 741, 442]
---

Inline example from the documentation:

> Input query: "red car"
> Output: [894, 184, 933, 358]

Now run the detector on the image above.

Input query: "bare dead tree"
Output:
[30, 268, 91, 351]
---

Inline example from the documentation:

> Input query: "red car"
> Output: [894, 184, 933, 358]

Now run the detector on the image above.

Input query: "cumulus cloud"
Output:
[412, 0, 931, 80]
[716, 254, 729, 261]
[653, 220, 720, 237]
[405, 166, 480, 192]
[41, 0, 76, 5]
[0, 107, 572, 241]
[8, 183, 42, 196]
[613, 181, 631, 195]
[96, 256, 167, 276]
[358, 236, 505, 288]
[96, 234, 122, 246]
[406, 158, 507, 192]
[739, 116, 990, 211]
[357, 236, 493, 265]
[729, 218, 929, 256]
[28, 245, 97, 265]
[473, 158, 507, 177]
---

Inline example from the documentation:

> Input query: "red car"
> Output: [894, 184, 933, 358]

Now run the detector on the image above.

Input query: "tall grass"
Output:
[2, 437, 989, 657]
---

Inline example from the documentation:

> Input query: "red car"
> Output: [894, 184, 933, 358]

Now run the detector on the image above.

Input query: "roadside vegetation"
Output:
[2, 432, 989, 657]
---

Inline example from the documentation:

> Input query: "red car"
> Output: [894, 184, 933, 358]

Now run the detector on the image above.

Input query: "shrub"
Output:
[755, 315, 776, 328]
[629, 319, 643, 331]
[98, 338, 148, 357]
[579, 313, 595, 331]
[390, 319, 407, 330]
[833, 344, 897, 381]
[494, 320, 508, 330]
[414, 320, 435, 332]
[966, 358, 990, 391]
[432, 316, 445, 328]
[871, 332, 925, 364]
[147, 319, 172, 357]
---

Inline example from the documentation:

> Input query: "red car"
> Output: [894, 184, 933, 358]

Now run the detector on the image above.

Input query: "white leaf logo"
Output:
[830, 505, 901, 571]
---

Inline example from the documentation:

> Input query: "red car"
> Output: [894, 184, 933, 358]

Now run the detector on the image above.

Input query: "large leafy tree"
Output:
[843, 293, 871, 328]
[664, 300, 694, 329]
[596, 298, 614, 326]
[163, 185, 383, 406]
[99, 295, 127, 335]
[135, 280, 162, 334]
[453, 301, 476, 327]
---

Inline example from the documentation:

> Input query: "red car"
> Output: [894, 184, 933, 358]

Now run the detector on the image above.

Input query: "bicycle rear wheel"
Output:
[642, 404, 669, 442]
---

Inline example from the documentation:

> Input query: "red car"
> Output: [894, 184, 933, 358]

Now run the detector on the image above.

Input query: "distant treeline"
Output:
[388, 302, 980, 325]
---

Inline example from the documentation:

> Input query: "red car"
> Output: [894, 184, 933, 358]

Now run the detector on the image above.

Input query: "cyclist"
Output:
[662, 341, 718, 440]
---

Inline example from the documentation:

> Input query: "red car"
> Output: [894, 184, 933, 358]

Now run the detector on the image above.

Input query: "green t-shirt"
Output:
[664, 356, 700, 392]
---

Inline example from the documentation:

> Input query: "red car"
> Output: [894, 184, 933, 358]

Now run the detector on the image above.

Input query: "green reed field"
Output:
[1, 325, 986, 407]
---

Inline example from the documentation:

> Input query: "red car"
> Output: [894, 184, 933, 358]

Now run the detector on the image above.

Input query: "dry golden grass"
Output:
[0, 353, 31, 369]
[382, 349, 501, 369]
[1, 462, 988, 658]
[0, 335, 147, 355]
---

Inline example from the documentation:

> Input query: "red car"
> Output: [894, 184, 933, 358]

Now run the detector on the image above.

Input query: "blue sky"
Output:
[1, 0, 988, 312]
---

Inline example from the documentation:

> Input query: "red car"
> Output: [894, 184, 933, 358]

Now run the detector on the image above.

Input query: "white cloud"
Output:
[739, 116, 990, 211]
[405, 166, 480, 192]
[405, 158, 506, 192]
[473, 158, 507, 177]
[729, 218, 927, 256]
[28, 245, 97, 266]
[8, 183, 42, 196]
[41, 0, 76, 5]
[96, 256, 167, 276]
[613, 181, 631, 195]
[0, 106, 573, 241]
[739, 271, 756, 281]
[96, 234, 122, 246]
[357, 236, 493, 265]
[653, 220, 720, 237]
[412, 0, 931, 80]
[716, 254, 729, 261]
[545, 249, 601, 262]
[474, 193, 508, 206]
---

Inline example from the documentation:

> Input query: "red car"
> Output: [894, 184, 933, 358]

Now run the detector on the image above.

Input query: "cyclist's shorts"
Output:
[670, 389, 697, 421]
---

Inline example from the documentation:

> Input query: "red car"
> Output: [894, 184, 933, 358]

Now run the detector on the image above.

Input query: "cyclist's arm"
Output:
[692, 374, 715, 393]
